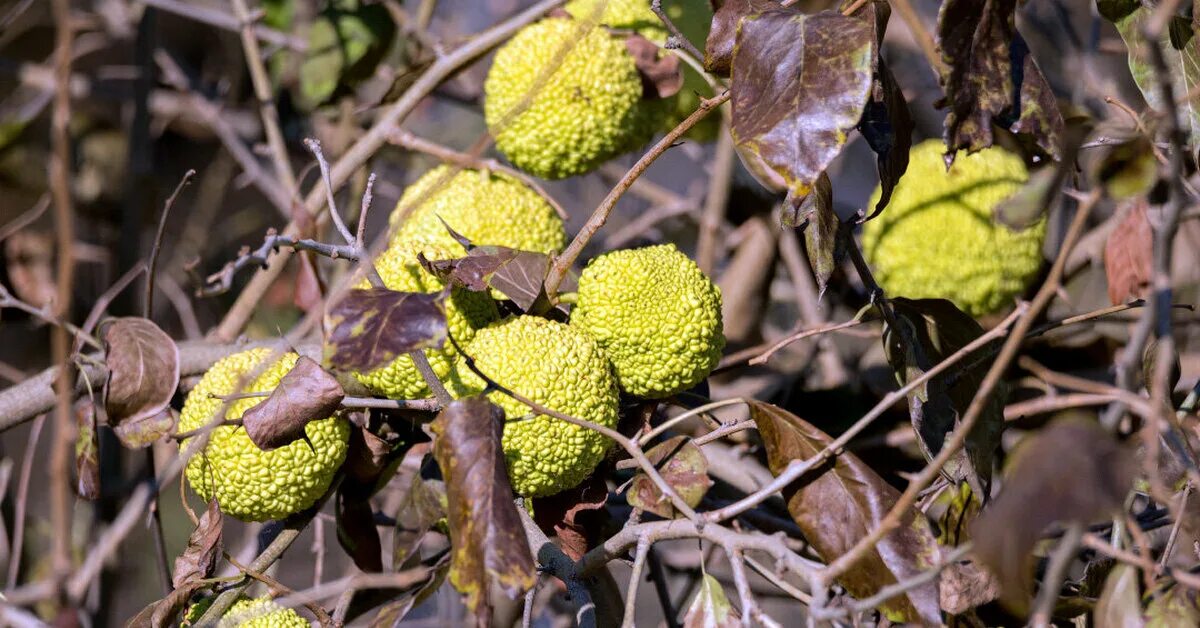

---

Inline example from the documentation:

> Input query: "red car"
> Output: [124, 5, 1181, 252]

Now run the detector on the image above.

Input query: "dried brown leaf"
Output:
[749, 400, 942, 623]
[241, 356, 344, 451]
[531, 474, 608, 562]
[627, 34, 683, 99]
[323, 288, 447, 372]
[126, 581, 205, 628]
[431, 396, 536, 622]
[858, 58, 912, 218]
[337, 487, 383, 572]
[4, 230, 56, 308]
[393, 470, 447, 569]
[172, 499, 223, 588]
[939, 561, 1000, 615]
[1104, 200, 1153, 305]
[102, 317, 180, 448]
[704, 0, 780, 77]
[971, 418, 1134, 612]
[627, 436, 713, 519]
[730, 7, 876, 197]
[422, 246, 552, 313]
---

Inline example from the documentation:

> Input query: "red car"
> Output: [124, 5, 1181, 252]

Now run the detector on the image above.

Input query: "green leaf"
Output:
[971, 418, 1135, 612]
[1095, 564, 1145, 628]
[1106, 4, 1200, 147]
[432, 397, 536, 623]
[748, 400, 942, 623]
[682, 573, 740, 628]
[627, 435, 713, 519]
[729, 7, 877, 197]
[884, 298, 1004, 498]
[299, 2, 396, 108]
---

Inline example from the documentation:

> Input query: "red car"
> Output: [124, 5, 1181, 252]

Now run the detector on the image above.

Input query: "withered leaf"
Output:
[627, 34, 683, 99]
[344, 423, 395, 486]
[337, 486, 383, 572]
[627, 436, 712, 519]
[368, 558, 450, 627]
[393, 470, 447, 569]
[787, 172, 842, 298]
[1095, 563, 1144, 628]
[4, 231, 56, 308]
[730, 7, 876, 197]
[531, 474, 609, 562]
[749, 400, 942, 623]
[241, 356, 344, 451]
[1143, 337, 1182, 397]
[704, 0, 781, 77]
[102, 317, 180, 448]
[113, 408, 177, 450]
[939, 561, 1000, 615]
[936, 0, 1064, 157]
[323, 288, 447, 372]
[172, 499, 223, 589]
[126, 580, 205, 628]
[431, 396, 536, 622]
[971, 418, 1134, 612]
[858, 58, 912, 219]
[74, 399, 100, 500]
[884, 298, 1004, 499]
[1104, 200, 1153, 305]
[422, 247, 552, 313]
[682, 573, 740, 628]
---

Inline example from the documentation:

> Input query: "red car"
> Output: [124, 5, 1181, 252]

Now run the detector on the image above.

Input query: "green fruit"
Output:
[565, 0, 719, 141]
[861, 139, 1045, 317]
[179, 349, 350, 522]
[484, 17, 663, 179]
[388, 165, 566, 256]
[449, 316, 620, 497]
[353, 243, 499, 400]
[183, 596, 309, 627]
[572, 243, 724, 398]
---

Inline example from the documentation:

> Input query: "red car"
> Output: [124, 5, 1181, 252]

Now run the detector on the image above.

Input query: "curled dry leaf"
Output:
[74, 398, 100, 501]
[971, 418, 1134, 612]
[323, 288, 448, 372]
[241, 356, 345, 451]
[627, 435, 713, 519]
[626, 34, 683, 99]
[126, 580, 205, 628]
[344, 422, 395, 486]
[338, 485, 384, 572]
[532, 474, 609, 561]
[748, 400, 942, 623]
[431, 396, 536, 622]
[936, 0, 1063, 157]
[102, 317, 181, 449]
[171, 499, 223, 589]
[884, 298, 1003, 499]
[1104, 200, 1153, 305]
[422, 246, 553, 313]
[858, 58, 912, 219]
[939, 561, 1001, 616]
[4, 230, 56, 308]
[787, 172, 843, 298]
[393, 469, 447, 569]
[730, 6, 876, 197]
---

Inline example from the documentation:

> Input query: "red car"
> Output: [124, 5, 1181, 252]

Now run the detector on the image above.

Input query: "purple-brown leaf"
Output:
[627, 436, 712, 519]
[323, 288, 447, 372]
[730, 7, 876, 197]
[858, 58, 912, 218]
[627, 34, 683, 99]
[789, 173, 843, 298]
[393, 468, 447, 569]
[344, 423, 395, 485]
[172, 498, 223, 588]
[936, 0, 1063, 157]
[423, 246, 552, 313]
[74, 398, 100, 500]
[241, 356, 344, 451]
[431, 396, 536, 622]
[971, 418, 1134, 612]
[102, 317, 180, 447]
[337, 487, 384, 572]
[704, 0, 781, 77]
[749, 400, 942, 623]
[126, 581, 205, 628]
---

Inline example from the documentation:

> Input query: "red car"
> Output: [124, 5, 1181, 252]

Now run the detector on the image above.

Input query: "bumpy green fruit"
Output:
[449, 316, 620, 497]
[353, 243, 499, 400]
[565, 0, 719, 141]
[861, 139, 1044, 317]
[183, 596, 309, 627]
[388, 166, 566, 256]
[572, 243, 724, 398]
[180, 349, 349, 522]
[484, 18, 663, 179]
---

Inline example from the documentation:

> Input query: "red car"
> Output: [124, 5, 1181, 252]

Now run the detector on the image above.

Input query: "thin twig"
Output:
[1162, 484, 1193, 568]
[725, 546, 782, 628]
[0, 195, 49, 243]
[5, 414, 44, 589]
[230, 0, 297, 192]
[1030, 523, 1083, 628]
[649, 0, 705, 63]
[145, 169, 195, 317]
[890, 0, 947, 77]
[545, 91, 731, 297]
[621, 537, 652, 628]
[696, 116, 733, 274]
[141, 0, 305, 51]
